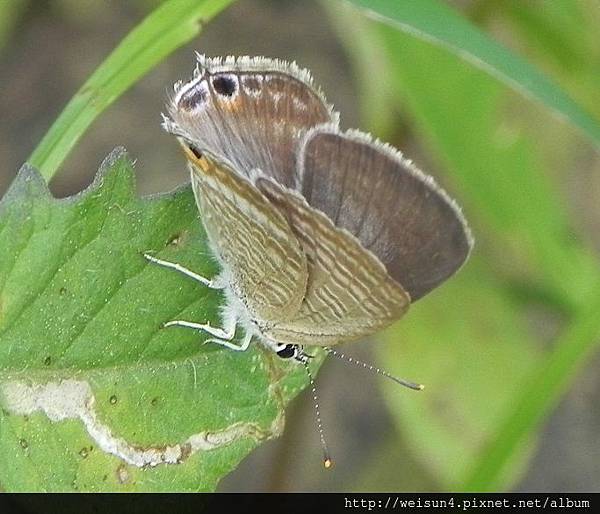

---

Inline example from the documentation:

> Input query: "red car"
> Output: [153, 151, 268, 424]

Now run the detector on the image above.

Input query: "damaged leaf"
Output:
[0, 149, 313, 492]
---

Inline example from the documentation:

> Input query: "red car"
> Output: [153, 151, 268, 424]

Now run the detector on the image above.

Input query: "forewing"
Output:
[186, 147, 308, 323]
[166, 55, 337, 190]
[256, 178, 410, 346]
[298, 127, 473, 301]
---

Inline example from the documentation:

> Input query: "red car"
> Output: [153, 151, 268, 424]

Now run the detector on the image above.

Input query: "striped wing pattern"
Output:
[187, 148, 308, 323]
[257, 178, 410, 346]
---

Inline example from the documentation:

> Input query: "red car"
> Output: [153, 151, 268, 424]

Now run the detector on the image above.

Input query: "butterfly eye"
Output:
[276, 344, 296, 359]
[212, 75, 237, 97]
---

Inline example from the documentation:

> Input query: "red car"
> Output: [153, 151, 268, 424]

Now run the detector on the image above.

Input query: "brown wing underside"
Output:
[299, 129, 473, 301]
[257, 178, 410, 346]
[186, 147, 308, 323]
[170, 56, 336, 190]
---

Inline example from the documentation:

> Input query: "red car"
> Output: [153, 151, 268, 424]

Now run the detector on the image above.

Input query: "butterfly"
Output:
[146, 55, 473, 466]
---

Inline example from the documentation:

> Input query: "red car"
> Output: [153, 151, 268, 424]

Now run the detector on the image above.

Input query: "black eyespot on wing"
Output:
[212, 76, 237, 97]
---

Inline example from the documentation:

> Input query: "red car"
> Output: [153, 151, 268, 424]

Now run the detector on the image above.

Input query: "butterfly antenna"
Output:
[324, 347, 424, 391]
[303, 361, 333, 469]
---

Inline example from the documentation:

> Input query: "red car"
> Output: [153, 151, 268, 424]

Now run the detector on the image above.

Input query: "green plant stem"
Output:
[28, 0, 236, 182]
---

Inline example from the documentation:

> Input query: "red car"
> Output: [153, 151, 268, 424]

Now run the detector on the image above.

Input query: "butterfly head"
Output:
[274, 343, 312, 364]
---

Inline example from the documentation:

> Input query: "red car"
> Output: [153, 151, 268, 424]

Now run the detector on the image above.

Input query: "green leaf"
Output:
[0, 150, 314, 492]
[27, 0, 236, 182]
[345, 0, 600, 148]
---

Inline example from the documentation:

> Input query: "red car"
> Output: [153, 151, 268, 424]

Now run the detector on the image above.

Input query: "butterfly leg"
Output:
[166, 318, 250, 351]
[164, 319, 236, 340]
[204, 330, 253, 352]
[143, 253, 223, 289]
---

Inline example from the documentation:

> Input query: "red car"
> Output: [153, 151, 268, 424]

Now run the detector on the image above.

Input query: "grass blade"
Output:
[28, 0, 236, 182]
[345, 0, 600, 148]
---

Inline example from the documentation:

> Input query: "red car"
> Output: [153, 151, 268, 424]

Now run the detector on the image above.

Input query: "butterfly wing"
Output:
[298, 127, 473, 302]
[255, 127, 472, 346]
[166, 57, 472, 345]
[166, 55, 337, 190]
[256, 178, 410, 346]
[186, 146, 308, 323]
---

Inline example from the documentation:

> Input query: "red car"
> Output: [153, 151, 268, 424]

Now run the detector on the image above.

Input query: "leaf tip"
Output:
[2, 163, 51, 206]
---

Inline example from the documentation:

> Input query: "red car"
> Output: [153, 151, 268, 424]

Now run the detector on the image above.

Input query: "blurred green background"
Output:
[1, 0, 599, 492]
